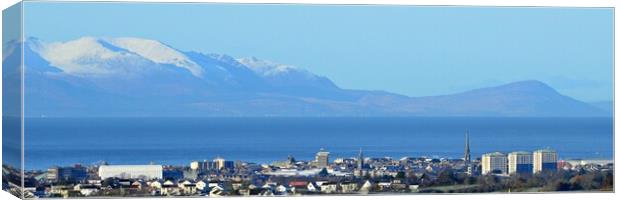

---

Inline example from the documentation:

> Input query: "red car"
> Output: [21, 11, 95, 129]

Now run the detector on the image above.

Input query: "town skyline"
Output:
[13, 134, 612, 197]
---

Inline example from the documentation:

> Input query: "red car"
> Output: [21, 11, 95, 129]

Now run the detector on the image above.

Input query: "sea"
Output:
[23, 117, 613, 170]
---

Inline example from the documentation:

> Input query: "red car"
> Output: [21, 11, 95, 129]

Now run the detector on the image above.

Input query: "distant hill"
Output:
[400, 80, 608, 117]
[589, 101, 613, 114]
[5, 36, 610, 117]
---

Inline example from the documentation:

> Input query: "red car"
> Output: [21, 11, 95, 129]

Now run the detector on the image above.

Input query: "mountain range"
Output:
[3, 37, 611, 117]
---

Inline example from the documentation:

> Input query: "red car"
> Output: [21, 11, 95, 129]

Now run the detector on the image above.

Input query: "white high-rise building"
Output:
[481, 152, 507, 175]
[533, 149, 558, 173]
[315, 148, 330, 168]
[190, 161, 200, 171]
[508, 151, 533, 174]
[213, 157, 226, 170]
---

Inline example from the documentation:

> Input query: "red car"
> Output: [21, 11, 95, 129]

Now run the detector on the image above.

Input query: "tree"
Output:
[464, 176, 477, 185]
[318, 168, 328, 177]
[601, 171, 614, 190]
[407, 173, 419, 184]
[102, 177, 119, 188]
[548, 180, 571, 191]
[395, 172, 406, 179]
[437, 170, 456, 185]
[363, 173, 371, 180]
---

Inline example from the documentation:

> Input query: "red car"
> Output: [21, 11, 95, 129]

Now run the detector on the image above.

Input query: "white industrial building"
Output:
[98, 165, 163, 180]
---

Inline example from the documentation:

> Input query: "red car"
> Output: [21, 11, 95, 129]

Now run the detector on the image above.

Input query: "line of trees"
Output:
[417, 168, 613, 193]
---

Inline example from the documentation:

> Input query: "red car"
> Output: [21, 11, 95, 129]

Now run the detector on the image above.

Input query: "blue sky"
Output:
[23, 2, 613, 102]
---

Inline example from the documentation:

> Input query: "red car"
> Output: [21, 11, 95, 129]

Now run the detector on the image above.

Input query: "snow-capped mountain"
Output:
[106, 37, 205, 77]
[239, 56, 308, 77]
[5, 36, 609, 117]
[239, 56, 338, 88]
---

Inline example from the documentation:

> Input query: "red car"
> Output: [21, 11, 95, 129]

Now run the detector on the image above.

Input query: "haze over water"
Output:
[24, 117, 613, 170]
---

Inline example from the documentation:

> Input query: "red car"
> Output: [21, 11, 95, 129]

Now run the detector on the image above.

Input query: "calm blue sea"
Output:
[24, 117, 613, 170]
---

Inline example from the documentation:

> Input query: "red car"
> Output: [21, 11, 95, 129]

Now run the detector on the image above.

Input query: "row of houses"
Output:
[45, 177, 421, 198]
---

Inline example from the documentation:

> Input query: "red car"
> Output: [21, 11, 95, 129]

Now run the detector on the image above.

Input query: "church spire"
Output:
[357, 147, 364, 169]
[464, 130, 471, 163]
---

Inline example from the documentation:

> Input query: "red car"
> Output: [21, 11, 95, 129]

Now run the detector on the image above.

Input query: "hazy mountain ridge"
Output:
[6, 36, 610, 117]
[589, 101, 613, 114]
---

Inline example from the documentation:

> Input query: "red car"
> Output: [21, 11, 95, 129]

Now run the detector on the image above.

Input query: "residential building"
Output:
[47, 164, 88, 182]
[481, 152, 507, 175]
[533, 149, 558, 173]
[508, 151, 533, 174]
[340, 181, 358, 193]
[320, 182, 338, 194]
[315, 148, 330, 168]
[190, 161, 200, 171]
[214, 157, 235, 170]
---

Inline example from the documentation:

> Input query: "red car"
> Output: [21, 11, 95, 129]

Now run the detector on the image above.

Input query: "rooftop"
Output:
[509, 151, 531, 155]
[534, 149, 557, 153]
[483, 152, 505, 156]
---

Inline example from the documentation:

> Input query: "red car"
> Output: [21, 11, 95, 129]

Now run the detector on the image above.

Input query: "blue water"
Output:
[24, 117, 613, 170]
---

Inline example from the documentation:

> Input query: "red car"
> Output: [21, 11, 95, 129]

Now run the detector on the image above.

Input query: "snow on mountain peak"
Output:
[33, 37, 152, 76]
[238, 56, 300, 77]
[105, 37, 205, 77]
[28, 37, 206, 78]
[25, 37, 327, 84]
